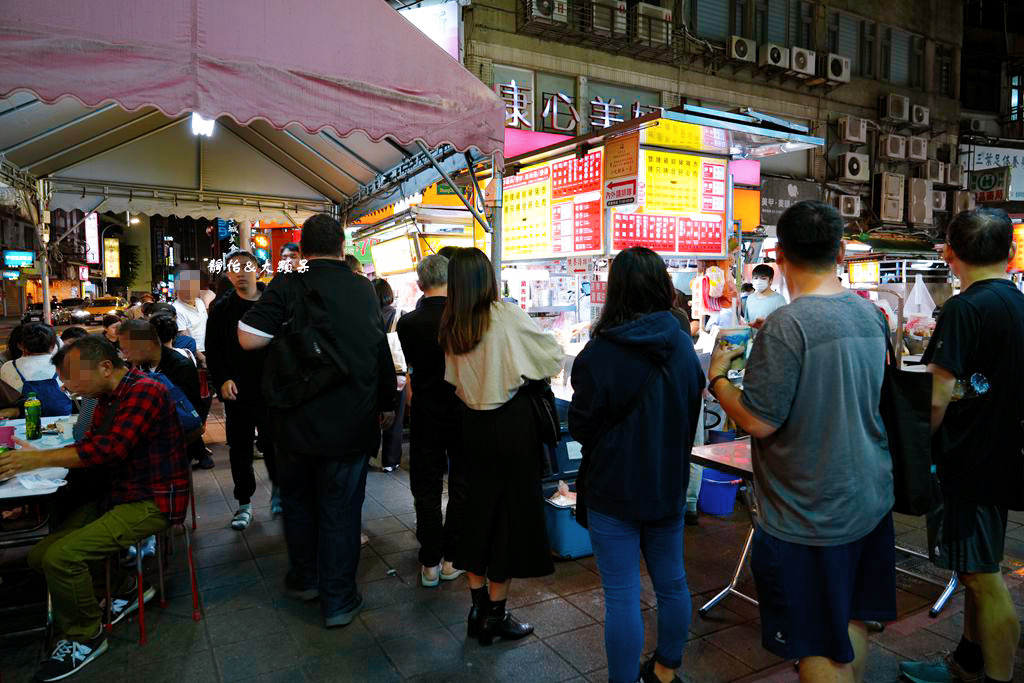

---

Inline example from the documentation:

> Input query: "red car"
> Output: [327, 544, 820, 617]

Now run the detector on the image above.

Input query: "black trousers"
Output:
[379, 386, 407, 469]
[278, 450, 368, 617]
[224, 400, 276, 505]
[409, 403, 468, 567]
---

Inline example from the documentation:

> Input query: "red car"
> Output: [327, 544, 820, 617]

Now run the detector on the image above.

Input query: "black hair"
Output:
[174, 261, 199, 276]
[751, 264, 775, 281]
[437, 245, 461, 260]
[214, 274, 234, 298]
[117, 318, 159, 344]
[53, 334, 124, 370]
[129, 296, 140, 305]
[300, 213, 343, 257]
[593, 247, 674, 337]
[280, 242, 300, 255]
[21, 323, 57, 355]
[102, 314, 121, 329]
[60, 326, 89, 342]
[226, 250, 259, 269]
[148, 302, 177, 319]
[373, 278, 395, 308]
[257, 281, 266, 292]
[741, 283, 755, 293]
[946, 208, 1014, 266]
[776, 201, 844, 271]
[7, 325, 24, 361]
[149, 313, 179, 344]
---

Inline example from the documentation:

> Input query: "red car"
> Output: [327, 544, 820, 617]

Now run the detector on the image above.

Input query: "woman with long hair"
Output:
[440, 248, 564, 646]
[569, 247, 705, 683]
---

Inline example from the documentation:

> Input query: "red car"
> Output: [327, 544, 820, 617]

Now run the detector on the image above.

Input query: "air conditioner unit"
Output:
[592, 0, 627, 35]
[920, 160, 945, 183]
[729, 36, 756, 63]
[823, 53, 851, 84]
[874, 172, 905, 223]
[839, 152, 870, 182]
[879, 93, 910, 123]
[880, 134, 907, 160]
[954, 190, 976, 213]
[758, 43, 789, 69]
[911, 105, 930, 128]
[964, 118, 984, 133]
[531, 0, 568, 23]
[789, 47, 816, 78]
[947, 163, 964, 188]
[907, 136, 928, 162]
[906, 178, 933, 226]
[834, 195, 862, 218]
[838, 115, 867, 144]
[635, 3, 672, 45]
[931, 190, 947, 211]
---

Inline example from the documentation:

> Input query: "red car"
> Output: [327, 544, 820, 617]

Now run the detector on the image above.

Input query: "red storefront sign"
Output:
[551, 150, 603, 199]
[612, 213, 677, 252]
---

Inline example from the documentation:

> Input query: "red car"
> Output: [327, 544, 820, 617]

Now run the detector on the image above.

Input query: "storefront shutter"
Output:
[764, 0, 787, 44]
[695, 0, 730, 41]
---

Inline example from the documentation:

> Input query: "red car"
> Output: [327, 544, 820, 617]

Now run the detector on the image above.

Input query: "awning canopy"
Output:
[0, 0, 504, 222]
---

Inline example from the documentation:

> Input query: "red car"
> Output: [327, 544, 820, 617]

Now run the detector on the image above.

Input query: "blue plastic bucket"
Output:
[698, 467, 742, 516]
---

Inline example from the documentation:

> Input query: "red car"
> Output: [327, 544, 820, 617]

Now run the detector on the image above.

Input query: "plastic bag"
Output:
[905, 274, 936, 318]
[548, 480, 577, 507]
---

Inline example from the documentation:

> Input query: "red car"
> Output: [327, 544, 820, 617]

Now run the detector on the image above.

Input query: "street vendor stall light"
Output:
[129, 215, 140, 224]
[845, 241, 872, 253]
[190, 113, 215, 137]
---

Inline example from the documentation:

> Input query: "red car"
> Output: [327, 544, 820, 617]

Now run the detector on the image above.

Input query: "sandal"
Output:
[230, 506, 253, 530]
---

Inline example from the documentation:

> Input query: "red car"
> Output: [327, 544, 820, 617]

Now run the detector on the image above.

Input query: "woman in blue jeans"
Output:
[569, 247, 706, 683]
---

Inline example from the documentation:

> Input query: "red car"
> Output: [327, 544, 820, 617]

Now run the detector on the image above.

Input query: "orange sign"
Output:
[1010, 224, 1024, 273]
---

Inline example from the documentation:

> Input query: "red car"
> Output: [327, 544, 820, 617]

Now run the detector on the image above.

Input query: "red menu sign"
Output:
[591, 280, 607, 304]
[701, 160, 727, 213]
[552, 199, 603, 253]
[551, 150, 603, 200]
[612, 213, 677, 251]
[679, 216, 726, 254]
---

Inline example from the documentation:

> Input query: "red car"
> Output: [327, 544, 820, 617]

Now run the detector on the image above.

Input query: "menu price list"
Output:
[611, 213, 677, 252]
[678, 216, 725, 254]
[552, 198, 603, 254]
[551, 151, 603, 200]
[502, 166, 552, 259]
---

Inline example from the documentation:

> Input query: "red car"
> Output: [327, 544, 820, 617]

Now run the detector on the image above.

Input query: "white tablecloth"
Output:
[0, 417, 75, 499]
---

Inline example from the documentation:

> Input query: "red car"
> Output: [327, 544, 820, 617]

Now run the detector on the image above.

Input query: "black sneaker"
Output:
[105, 581, 156, 626]
[192, 454, 215, 470]
[35, 631, 108, 682]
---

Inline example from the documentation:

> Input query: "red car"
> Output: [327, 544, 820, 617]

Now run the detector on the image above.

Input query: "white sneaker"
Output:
[420, 564, 440, 588]
[440, 560, 465, 581]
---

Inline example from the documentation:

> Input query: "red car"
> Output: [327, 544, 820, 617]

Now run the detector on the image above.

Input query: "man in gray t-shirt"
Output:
[708, 201, 896, 681]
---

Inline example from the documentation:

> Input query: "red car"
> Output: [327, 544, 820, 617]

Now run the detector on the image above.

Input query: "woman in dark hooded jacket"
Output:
[569, 247, 705, 683]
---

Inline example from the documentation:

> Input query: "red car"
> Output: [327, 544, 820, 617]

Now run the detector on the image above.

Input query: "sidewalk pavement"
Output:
[3, 411, 1024, 682]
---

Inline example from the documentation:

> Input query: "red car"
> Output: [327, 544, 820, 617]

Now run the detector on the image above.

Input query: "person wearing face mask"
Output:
[743, 264, 787, 325]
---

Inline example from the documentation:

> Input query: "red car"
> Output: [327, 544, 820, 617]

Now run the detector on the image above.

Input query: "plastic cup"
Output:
[0, 426, 15, 448]
[717, 326, 753, 372]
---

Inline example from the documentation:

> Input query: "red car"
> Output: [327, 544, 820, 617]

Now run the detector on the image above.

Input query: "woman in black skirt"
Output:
[440, 248, 564, 646]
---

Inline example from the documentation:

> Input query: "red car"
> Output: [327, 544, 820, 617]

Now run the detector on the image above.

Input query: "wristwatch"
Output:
[708, 374, 731, 399]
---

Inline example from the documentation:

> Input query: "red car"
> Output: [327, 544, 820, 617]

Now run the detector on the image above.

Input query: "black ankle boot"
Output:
[467, 587, 489, 639]
[639, 657, 681, 683]
[477, 599, 533, 646]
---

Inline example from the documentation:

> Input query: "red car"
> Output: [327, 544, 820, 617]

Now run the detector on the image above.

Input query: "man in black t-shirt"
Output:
[206, 251, 276, 531]
[396, 254, 467, 587]
[900, 209, 1024, 683]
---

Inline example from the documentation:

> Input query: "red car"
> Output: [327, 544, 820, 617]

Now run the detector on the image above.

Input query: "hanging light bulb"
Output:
[191, 113, 215, 137]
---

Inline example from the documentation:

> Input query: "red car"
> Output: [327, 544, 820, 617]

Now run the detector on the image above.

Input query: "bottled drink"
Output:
[25, 392, 42, 440]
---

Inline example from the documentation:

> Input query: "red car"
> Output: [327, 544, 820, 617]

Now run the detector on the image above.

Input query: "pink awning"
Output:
[0, 0, 504, 160]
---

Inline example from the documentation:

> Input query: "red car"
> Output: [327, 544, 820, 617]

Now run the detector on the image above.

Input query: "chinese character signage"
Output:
[103, 238, 120, 278]
[969, 166, 1011, 203]
[85, 212, 100, 263]
[603, 133, 639, 208]
[551, 150, 602, 199]
[849, 261, 880, 284]
[641, 151, 727, 215]
[640, 120, 732, 155]
[611, 213, 725, 256]
[372, 235, 417, 275]
[959, 145, 1024, 171]
[760, 178, 821, 226]
[502, 165, 552, 259]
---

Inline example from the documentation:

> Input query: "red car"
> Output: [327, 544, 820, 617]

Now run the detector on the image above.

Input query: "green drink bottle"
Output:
[25, 392, 42, 440]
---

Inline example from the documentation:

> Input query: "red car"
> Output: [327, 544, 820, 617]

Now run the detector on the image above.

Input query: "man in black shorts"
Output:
[710, 201, 896, 681]
[900, 209, 1024, 683]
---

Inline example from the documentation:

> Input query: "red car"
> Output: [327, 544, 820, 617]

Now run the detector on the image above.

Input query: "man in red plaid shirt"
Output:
[0, 335, 187, 682]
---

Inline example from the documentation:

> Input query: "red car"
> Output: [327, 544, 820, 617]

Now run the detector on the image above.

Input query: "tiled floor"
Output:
[4, 411, 1024, 681]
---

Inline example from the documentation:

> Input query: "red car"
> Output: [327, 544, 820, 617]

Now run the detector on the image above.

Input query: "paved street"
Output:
[3, 409, 1024, 682]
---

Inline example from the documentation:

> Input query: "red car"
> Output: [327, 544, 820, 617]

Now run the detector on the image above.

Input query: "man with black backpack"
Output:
[899, 209, 1024, 683]
[238, 213, 395, 629]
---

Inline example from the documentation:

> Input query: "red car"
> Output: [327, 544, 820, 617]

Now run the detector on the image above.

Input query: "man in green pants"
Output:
[0, 335, 187, 682]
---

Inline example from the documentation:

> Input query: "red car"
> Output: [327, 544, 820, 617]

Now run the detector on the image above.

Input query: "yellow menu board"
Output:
[642, 150, 727, 215]
[642, 120, 703, 150]
[502, 164, 552, 260]
[849, 261, 880, 284]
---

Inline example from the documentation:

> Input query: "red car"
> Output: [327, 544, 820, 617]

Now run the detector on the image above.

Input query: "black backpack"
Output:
[262, 276, 350, 410]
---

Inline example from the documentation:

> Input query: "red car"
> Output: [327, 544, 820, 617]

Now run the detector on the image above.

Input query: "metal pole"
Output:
[414, 142, 492, 232]
[490, 170, 503, 283]
[35, 180, 52, 325]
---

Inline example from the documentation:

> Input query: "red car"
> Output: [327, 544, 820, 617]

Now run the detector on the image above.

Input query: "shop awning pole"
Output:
[414, 142, 491, 233]
[464, 152, 486, 215]
[490, 168, 503, 281]
[36, 179, 51, 325]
